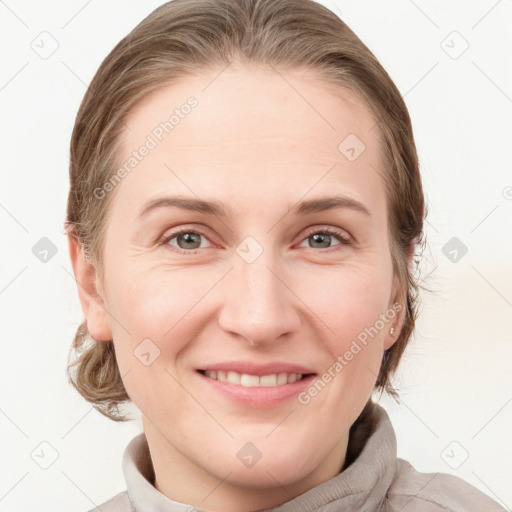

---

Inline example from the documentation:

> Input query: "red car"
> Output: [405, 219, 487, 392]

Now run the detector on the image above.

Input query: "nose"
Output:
[217, 248, 300, 347]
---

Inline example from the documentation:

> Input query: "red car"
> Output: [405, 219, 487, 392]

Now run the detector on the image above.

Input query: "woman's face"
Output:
[80, 65, 404, 507]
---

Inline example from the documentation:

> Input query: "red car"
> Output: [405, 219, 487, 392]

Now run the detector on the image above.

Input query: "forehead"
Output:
[113, 64, 387, 218]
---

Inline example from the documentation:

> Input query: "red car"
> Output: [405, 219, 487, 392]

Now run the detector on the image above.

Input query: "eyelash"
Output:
[158, 226, 352, 256]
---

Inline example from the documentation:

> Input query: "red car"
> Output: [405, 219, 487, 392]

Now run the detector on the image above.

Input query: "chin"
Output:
[214, 458, 311, 489]
[200, 439, 317, 489]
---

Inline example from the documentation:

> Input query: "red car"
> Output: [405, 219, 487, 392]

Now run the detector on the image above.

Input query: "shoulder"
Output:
[385, 458, 507, 512]
[85, 490, 133, 512]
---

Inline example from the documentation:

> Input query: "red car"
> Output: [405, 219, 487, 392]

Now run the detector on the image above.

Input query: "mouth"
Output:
[197, 369, 316, 387]
[195, 363, 318, 407]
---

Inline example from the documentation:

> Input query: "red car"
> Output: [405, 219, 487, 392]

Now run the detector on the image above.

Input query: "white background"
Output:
[1, 0, 511, 511]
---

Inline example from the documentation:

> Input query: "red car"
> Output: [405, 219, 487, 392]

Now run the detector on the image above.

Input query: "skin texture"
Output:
[69, 63, 407, 511]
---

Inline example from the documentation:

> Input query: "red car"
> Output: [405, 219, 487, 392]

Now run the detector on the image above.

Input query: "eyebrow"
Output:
[137, 195, 371, 220]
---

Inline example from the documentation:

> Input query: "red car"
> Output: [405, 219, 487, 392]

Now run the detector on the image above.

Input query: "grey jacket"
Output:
[88, 403, 507, 511]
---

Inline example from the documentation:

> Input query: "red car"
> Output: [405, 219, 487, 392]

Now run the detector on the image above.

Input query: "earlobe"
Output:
[67, 232, 113, 342]
[384, 279, 405, 350]
[384, 243, 415, 349]
[384, 320, 401, 350]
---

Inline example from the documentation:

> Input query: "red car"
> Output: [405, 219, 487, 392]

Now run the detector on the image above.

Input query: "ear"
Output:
[67, 232, 113, 342]
[384, 246, 415, 350]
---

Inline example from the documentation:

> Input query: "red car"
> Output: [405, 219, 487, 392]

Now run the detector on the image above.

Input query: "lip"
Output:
[195, 361, 317, 407]
[198, 361, 316, 376]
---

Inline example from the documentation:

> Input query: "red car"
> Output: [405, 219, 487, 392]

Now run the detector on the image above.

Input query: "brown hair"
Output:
[66, 0, 426, 421]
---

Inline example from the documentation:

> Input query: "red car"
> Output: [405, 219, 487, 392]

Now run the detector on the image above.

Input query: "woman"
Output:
[65, 0, 507, 510]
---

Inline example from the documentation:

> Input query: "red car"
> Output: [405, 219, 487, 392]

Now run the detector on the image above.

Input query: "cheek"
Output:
[302, 263, 393, 402]
[105, 264, 222, 397]
[306, 264, 392, 340]
[107, 270, 198, 416]
[109, 267, 200, 346]
[292, 269, 391, 436]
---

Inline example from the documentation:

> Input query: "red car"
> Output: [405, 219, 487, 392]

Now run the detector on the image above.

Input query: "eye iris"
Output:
[310, 233, 331, 248]
[178, 232, 200, 249]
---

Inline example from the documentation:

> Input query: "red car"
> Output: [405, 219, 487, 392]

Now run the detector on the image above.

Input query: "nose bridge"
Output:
[218, 236, 297, 345]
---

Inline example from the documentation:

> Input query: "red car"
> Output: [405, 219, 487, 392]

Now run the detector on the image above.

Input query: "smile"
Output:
[201, 370, 308, 387]
[196, 366, 318, 407]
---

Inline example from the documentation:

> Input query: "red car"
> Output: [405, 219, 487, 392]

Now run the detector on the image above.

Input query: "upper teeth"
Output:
[204, 370, 303, 387]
